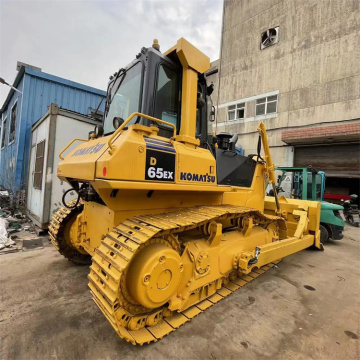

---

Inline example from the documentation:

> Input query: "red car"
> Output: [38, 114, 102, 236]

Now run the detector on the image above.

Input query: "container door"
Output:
[27, 117, 49, 225]
[27, 142, 37, 213]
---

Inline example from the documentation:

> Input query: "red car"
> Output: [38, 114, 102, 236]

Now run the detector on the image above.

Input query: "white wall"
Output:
[49, 114, 95, 218]
[215, 0, 360, 165]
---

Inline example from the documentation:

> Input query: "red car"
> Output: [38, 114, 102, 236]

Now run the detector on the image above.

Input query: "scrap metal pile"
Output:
[0, 207, 40, 254]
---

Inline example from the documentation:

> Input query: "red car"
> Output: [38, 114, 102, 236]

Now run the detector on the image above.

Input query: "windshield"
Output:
[104, 62, 142, 134]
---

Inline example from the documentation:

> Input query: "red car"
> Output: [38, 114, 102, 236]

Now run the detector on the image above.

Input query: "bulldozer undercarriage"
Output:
[48, 39, 323, 346]
[49, 202, 91, 265]
[49, 201, 288, 345]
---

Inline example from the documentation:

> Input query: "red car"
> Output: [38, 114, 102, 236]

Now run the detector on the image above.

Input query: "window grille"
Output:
[9, 103, 17, 143]
[1, 119, 7, 148]
[33, 140, 46, 190]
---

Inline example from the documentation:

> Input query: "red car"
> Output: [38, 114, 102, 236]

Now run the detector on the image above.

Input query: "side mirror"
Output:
[94, 124, 104, 138]
[209, 105, 216, 122]
[206, 84, 214, 96]
[113, 117, 124, 129]
[88, 131, 95, 140]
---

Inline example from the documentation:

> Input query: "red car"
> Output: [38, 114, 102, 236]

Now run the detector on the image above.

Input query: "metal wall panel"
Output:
[0, 76, 25, 191]
[27, 110, 97, 228]
[0, 67, 106, 193]
[49, 114, 96, 222]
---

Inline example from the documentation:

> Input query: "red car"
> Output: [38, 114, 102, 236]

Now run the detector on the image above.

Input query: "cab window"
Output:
[154, 65, 180, 129]
[104, 62, 143, 134]
[196, 83, 203, 137]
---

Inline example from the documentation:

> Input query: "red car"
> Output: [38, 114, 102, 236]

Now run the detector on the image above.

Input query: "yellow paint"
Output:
[165, 38, 210, 146]
[57, 135, 110, 180]
[107, 112, 176, 154]
[59, 138, 87, 160]
[176, 67, 198, 143]
[164, 38, 210, 73]
[50, 38, 322, 345]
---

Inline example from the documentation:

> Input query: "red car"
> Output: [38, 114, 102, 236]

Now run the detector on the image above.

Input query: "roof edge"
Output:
[31, 103, 101, 131]
[25, 67, 106, 96]
[1, 65, 106, 116]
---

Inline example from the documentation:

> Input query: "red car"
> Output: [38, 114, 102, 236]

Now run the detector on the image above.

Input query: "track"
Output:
[88, 204, 283, 345]
[49, 201, 91, 265]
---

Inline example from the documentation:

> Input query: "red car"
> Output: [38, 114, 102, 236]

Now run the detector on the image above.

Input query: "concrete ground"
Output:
[0, 225, 359, 360]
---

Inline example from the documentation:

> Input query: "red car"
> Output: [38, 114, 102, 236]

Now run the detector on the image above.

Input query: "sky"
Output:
[0, 0, 223, 105]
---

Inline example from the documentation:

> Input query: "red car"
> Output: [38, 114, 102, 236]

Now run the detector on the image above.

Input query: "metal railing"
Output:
[107, 112, 176, 154]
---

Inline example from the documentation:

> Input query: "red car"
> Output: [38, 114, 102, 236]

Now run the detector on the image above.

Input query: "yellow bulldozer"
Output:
[49, 38, 322, 345]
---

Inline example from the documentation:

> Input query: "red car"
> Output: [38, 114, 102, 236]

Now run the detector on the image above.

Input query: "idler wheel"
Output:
[126, 244, 183, 309]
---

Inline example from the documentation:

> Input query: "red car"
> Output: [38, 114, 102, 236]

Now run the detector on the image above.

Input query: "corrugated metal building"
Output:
[0, 63, 106, 194]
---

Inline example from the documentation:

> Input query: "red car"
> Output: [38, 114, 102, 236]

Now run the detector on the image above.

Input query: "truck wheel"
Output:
[320, 224, 329, 244]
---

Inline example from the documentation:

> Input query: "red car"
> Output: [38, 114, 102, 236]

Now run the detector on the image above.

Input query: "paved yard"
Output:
[0, 225, 359, 360]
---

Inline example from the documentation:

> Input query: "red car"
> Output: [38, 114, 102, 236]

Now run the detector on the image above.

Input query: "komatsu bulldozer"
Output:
[49, 38, 322, 345]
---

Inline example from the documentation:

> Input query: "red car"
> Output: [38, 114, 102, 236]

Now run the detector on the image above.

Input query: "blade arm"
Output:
[257, 122, 280, 212]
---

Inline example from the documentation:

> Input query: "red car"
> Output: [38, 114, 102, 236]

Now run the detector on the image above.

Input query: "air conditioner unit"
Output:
[260, 27, 279, 50]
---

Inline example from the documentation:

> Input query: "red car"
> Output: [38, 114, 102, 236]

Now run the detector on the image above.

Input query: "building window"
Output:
[228, 103, 245, 121]
[33, 140, 46, 190]
[9, 102, 17, 144]
[1, 118, 7, 149]
[256, 95, 278, 116]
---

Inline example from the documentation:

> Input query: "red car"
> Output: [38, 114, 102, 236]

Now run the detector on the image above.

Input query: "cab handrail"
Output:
[59, 138, 87, 160]
[108, 112, 177, 154]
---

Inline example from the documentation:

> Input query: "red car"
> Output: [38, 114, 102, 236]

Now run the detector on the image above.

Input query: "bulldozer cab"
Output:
[57, 39, 259, 191]
[103, 40, 211, 147]
[100, 38, 258, 188]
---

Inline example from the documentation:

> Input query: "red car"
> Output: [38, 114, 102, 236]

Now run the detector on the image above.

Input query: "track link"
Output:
[88, 204, 283, 345]
[49, 201, 91, 265]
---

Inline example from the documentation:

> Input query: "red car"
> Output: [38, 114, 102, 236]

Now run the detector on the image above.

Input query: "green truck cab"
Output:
[273, 166, 344, 243]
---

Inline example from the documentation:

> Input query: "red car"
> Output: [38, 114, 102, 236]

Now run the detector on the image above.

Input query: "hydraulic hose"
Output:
[62, 188, 80, 209]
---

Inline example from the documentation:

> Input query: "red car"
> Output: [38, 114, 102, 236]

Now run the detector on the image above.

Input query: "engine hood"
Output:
[57, 136, 111, 181]
[321, 201, 344, 211]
